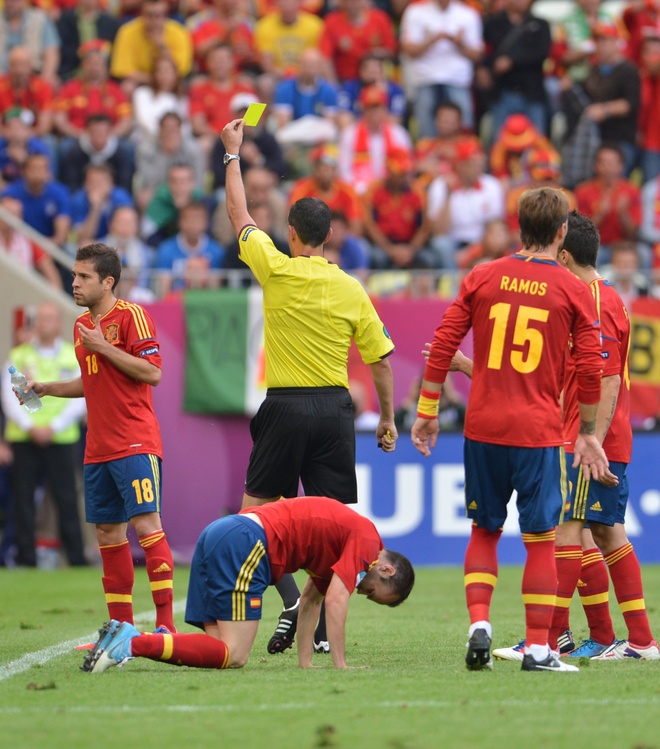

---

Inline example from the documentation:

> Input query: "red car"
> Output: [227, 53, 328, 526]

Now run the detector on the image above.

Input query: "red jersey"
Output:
[563, 279, 632, 463]
[364, 181, 424, 243]
[639, 72, 660, 151]
[0, 75, 53, 117]
[575, 179, 641, 246]
[289, 176, 362, 224]
[74, 299, 163, 464]
[54, 79, 131, 129]
[188, 79, 256, 134]
[319, 9, 397, 81]
[243, 497, 383, 595]
[189, 16, 258, 72]
[424, 253, 603, 447]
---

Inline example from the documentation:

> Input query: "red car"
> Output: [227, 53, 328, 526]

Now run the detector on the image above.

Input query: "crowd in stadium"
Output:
[1, 0, 660, 302]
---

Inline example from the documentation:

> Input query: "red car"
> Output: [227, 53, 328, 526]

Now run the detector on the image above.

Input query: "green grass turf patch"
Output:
[1, 565, 660, 749]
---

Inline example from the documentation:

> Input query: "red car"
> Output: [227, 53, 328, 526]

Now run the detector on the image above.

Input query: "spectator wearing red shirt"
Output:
[320, 0, 397, 83]
[0, 46, 54, 137]
[53, 40, 133, 141]
[575, 144, 643, 266]
[457, 217, 513, 270]
[623, 0, 660, 62]
[186, 0, 259, 74]
[288, 144, 363, 236]
[413, 101, 469, 191]
[189, 44, 256, 161]
[362, 149, 434, 269]
[638, 27, 660, 183]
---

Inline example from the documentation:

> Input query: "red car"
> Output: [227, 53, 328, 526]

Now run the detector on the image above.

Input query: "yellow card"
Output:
[243, 102, 267, 127]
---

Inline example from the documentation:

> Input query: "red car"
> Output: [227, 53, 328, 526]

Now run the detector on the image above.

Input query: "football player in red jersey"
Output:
[81, 497, 414, 673]
[412, 187, 612, 673]
[21, 243, 176, 635]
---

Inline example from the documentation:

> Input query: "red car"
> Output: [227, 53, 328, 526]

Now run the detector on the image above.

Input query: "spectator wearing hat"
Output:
[272, 48, 339, 144]
[0, 46, 54, 138]
[210, 92, 287, 189]
[254, 0, 323, 79]
[575, 143, 643, 266]
[135, 111, 205, 213]
[399, 0, 483, 137]
[426, 136, 505, 268]
[0, 107, 51, 189]
[288, 144, 362, 235]
[489, 113, 559, 188]
[0, 194, 62, 287]
[363, 148, 434, 269]
[337, 52, 406, 129]
[53, 40, 133, 142]
[337, 84, 412, 196]
[58, 113, 134, 193]
[579, 21, 641, 174]
[319, 0, 397, 83]
[110, 0, 192, 95]
[189, 44, 257, 160]
[504, 148, 578, 241]
[56, 0, 121, 81]
[622, 0, 660, 63]
[477, 0, 551, 139]
[0, 0, 60, 88]
[186, 0, 258, 75]
[638, 28, 660, 183]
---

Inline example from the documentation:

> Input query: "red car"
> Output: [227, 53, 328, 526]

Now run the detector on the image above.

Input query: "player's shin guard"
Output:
[100, 540, 135, 624]
[522, 530, 557, 648]
[463, 525, 501, 623]
[133, 633, 230, 669]
[578, 548, 616, 645]
[605, 542, 654, 646]
[139, 530, 175, 632]
[548, 545, 582, 650]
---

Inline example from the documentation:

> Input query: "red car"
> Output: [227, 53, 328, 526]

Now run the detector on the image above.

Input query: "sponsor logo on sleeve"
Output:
[241, 227, 256, 242]
[140, 347, 159, 357]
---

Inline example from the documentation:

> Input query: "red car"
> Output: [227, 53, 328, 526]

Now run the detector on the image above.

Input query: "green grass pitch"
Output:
[1, 564, 660, 749]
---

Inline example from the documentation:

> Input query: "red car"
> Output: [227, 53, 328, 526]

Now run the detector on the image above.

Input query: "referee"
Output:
[221, 118, 398, 656]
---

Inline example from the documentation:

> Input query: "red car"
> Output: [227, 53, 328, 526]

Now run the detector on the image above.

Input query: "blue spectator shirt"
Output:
[273, 77, 338, 120]
[2, 178, 70, 237]
[70, 186, 134, 239]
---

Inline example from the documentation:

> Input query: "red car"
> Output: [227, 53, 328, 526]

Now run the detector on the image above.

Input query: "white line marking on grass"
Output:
[1, 696, 660, 716]
[0, 601, 187, 683]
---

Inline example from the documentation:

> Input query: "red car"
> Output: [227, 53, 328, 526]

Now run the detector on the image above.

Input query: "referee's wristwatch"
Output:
[223, 153, 241, 166]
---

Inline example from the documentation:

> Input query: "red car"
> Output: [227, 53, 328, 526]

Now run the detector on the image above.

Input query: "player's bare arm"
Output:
[77, 318, 161, 386]
[596, 374, 620, 445]
[411, 379, 442, 456]
[573, 402, 617, 483]
[370, 357, 397, 451]
[323, 573, 352, 669]
[298, 577, 324, 668]
[221, 119, 256, 237]
[27, 377, 84, 400]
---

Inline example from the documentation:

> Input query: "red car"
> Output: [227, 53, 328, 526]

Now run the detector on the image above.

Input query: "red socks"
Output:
[578, 548, 616, 645]
[464, 525, 501, 623]
[132, 633, 230, 669]
[605, 543, 654, 647]
[521, 530, 557, 648]
[100, 540, 135, 624]
[139, 530, 175, 632]
[548, 545, 582, 649]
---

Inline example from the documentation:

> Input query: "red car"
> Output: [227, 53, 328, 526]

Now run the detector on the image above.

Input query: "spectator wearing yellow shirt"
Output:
[110, 0, 192, 95]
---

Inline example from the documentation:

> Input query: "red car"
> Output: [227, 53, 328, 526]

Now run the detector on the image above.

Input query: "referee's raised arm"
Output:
[221, 119, 256, 237]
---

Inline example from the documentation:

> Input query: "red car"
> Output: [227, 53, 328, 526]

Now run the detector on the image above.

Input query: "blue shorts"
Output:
[185, 515, 271, 628]
[84, 454, 162, 524]
[563, 458, 628, 527]
[464, 439, 567, 533]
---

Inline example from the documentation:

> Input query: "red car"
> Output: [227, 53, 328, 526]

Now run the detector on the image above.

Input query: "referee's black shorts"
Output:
[244, 386, 358, 503]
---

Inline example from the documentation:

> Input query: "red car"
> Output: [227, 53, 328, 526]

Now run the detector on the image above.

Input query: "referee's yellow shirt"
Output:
[239, 226, 394, 389]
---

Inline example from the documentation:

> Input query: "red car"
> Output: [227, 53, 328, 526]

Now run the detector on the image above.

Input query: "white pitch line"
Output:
[0, 600, 187, 683]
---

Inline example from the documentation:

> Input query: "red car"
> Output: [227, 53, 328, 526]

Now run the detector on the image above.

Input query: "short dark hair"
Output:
[562, 210, 600, 268]
[76, 242, 122, 291]
[288, 197, 331, 248]
[596, 142, 625, 164]
[434, 100, 462, 119]
[382, 550, 415, 607]
[518, 187, 569, 250]
[85, 113, 112, 127]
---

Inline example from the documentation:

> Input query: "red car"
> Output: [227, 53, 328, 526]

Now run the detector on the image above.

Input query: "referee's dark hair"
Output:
[288, 197, 332, 248]
[562, 210, 600, 269]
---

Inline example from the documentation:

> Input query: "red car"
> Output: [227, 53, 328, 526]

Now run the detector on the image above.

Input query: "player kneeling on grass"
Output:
[82, 497, 414, 673]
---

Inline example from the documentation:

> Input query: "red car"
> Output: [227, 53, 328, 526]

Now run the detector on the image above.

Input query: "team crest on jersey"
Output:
[104, 323, 119, 343]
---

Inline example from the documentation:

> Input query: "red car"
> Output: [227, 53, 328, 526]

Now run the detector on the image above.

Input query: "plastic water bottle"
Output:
[8, 365, 42, 413]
